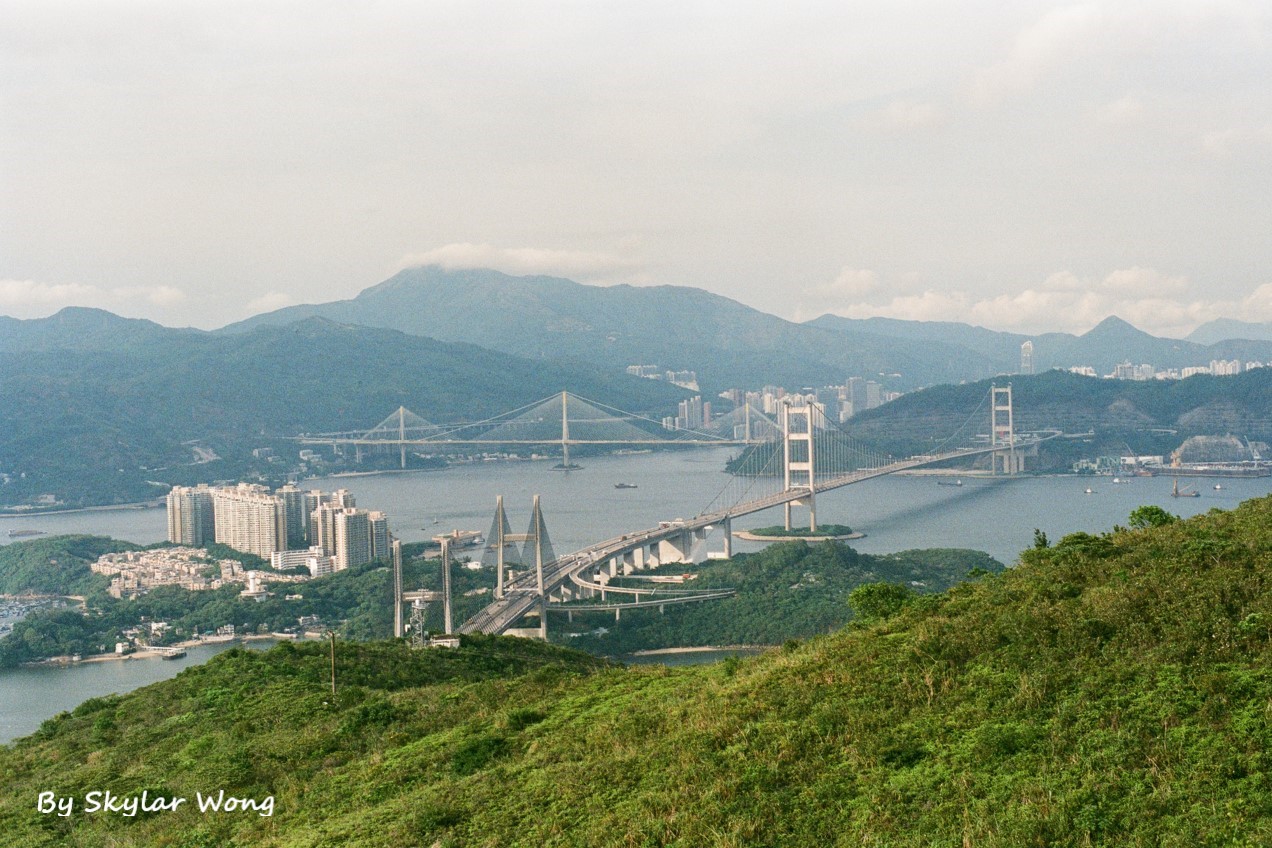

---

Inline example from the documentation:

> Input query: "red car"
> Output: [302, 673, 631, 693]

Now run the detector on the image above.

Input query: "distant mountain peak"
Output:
[1082, 315, 1150, 338]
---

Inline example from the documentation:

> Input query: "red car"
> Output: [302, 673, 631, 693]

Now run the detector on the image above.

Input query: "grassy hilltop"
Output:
[4, 497, 1272, 845]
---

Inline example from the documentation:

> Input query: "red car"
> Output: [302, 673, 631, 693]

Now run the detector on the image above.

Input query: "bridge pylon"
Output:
[991, 384, 1023, 474]
[485, 494, 553, 639]
[782, 399, 817, 532]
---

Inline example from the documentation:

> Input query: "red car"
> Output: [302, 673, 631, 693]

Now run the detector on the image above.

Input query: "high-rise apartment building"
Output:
[333, 508, 372, 571]
[275, 484, 311, 549]
[1020, 341, 1035, 375]
[212, 484, 288, 559]
[166, 485, 216, 546]
[368, 511, 391, 561]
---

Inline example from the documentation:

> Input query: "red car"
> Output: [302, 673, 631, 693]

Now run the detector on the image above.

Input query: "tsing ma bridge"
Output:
[376, 386, 1058, 638]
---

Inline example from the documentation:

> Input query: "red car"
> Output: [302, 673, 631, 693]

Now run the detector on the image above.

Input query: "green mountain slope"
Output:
[0, 312, 684, 509]
[4, 496, 1272, 846]
[839, 368, 1272, 465]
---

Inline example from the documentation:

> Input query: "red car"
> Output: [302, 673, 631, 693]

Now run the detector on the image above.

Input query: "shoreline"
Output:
[26, 633, 295, 667]
[733, 531, 865, 542]
[0, 501, 163, 518]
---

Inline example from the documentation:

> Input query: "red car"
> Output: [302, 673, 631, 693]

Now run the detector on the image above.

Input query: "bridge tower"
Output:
[991, 384, 1022, 474]
[782, 399, 817, 532]
[396, 405, 407, 469]
[493, 495, 551, 639]
[440, 537, 454, 634]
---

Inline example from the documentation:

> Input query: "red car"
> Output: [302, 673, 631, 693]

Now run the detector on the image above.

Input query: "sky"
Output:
[2, 1, 1271, 337]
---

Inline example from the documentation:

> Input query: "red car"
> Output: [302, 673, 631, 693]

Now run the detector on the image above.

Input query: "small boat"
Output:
[937, 480, 963, 487]
[1214, 484, 1223, 490]
[1084, 487, 1095, 495]
[615, 483, 638, 489]
[6, 529, 46, 538]
[161, 649, 187, 660]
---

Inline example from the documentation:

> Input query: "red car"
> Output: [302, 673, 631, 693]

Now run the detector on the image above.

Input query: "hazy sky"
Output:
[2, 1, 1270, 336]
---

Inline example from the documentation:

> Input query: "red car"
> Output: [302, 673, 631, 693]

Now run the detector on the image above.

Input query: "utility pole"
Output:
[327, 630, 337, 698]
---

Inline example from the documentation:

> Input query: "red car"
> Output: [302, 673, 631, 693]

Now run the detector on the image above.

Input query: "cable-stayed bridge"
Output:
[361, 385, 1058, 637]
[298, 391, 780, 468]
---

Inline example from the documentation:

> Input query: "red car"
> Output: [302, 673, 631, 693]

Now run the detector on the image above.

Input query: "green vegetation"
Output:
[841, 368, 1272, 470]
[744, 523, 854, 537]
[0, 536, 486, 667]
[556, 542, 1000, 655]
[0, 309, 683, 509]
[3, 497, 1272, 844]
[0, 535, 128, 596]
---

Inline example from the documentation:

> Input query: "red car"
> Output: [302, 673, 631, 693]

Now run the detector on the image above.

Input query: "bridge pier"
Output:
[722, 516, 733, 559]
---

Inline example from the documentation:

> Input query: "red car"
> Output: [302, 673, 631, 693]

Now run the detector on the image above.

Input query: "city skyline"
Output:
[2, 2, 1270, 337]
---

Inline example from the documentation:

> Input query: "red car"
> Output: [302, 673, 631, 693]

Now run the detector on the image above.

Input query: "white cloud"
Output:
[970, 3, 1106, 106]
[1202, 124, 1272, 157]
[1094, 94, 1148, 126]
[245, 291, 297, 314]
[1101, 267, 1188, 297]
[398, 242, 643, 283]
[0, 279, 187, 318]
[869, 99, 947, 131]
[814, 268, 1272, 337]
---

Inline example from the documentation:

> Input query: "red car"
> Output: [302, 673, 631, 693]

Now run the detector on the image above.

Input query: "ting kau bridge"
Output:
[302, 387, 1056, 638]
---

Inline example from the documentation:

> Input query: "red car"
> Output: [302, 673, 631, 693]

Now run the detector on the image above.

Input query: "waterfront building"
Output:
[166, 484, 215, 546]
[368, 511, 391, 561]
[334, 508, 372, 571]
[212, 484, 287, 558]
[275, 484, 311, 548]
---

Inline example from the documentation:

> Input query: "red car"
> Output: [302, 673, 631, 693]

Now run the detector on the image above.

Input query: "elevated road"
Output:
[460, 433, 1058, 635]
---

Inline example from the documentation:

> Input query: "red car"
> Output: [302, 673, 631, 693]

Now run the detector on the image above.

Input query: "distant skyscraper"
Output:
[166, 485, 215, 546]
[1020, 341, 1035, 375]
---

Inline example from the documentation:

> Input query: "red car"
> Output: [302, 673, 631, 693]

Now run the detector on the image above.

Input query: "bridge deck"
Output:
[460, 435, 1056, 635]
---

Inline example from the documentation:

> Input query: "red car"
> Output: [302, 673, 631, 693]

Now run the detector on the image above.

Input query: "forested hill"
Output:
[0, 310, 684, 508]
[842, 367, 1272, 461]
[4, 496, 1272, 846]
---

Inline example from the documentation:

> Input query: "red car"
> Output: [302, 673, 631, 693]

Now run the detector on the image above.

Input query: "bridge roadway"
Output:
[459, 435, 1056, 635]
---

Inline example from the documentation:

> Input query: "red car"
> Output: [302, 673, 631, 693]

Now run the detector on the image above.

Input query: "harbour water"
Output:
[2, 449, 1269, 742]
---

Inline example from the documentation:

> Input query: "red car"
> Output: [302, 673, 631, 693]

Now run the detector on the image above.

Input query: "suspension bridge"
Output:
[370, 385, 1059, 638]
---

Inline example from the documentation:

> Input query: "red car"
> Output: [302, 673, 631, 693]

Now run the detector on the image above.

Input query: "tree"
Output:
[1128, 505, 1177, 530]
[848, 582, 915, 622]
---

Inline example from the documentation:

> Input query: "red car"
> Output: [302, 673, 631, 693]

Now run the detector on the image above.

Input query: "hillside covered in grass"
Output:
[4, 497, 1272, 846]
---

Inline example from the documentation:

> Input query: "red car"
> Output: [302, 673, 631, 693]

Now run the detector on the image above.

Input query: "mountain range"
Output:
[222, 266, 1272, 390]
[5, 266, 1272, 508]
[0, 309, 683, 508]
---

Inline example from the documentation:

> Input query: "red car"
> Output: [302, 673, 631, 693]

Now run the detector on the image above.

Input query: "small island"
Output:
[733, 523, 864, 542]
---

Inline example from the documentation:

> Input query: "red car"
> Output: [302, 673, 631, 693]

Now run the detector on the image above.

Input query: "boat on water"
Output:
[615, 483, 638, 489]
[161, 649, 187, 660]
[936, 480, 963, 487]
[1084, 487, 1095, 495]
[1214, 484, 1223, 490]
[1171, 479, 1200, 498]
[6, 528, 46, 538]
